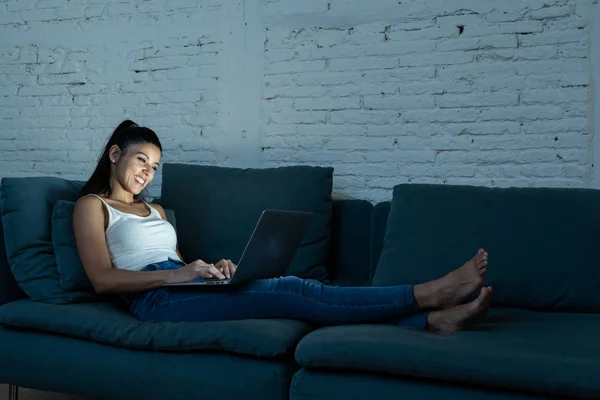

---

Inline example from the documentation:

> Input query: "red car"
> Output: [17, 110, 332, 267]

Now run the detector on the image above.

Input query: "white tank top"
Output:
[87, 194, 183, 271]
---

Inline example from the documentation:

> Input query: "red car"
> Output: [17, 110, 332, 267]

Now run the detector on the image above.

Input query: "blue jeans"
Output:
[125, 259, 428, 329]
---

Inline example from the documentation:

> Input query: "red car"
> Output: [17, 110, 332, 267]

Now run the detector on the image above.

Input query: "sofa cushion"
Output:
[0, 299, 313, 358]
[369, 201, 390, 280]
[295, 308, 600, 399]
[327, 200, 372, 286]
[290, 369, 545, 400]
[160, 164, 334, 282]
[373, 184, 600, 312]
[0, 177, 95, 303]
[0, 326, 296, 400]
[0, 200, 25, 306]
[52, 200, 178, 293]
[52, 200, 94, 292]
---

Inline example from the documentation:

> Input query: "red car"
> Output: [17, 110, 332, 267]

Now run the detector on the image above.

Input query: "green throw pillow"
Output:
[52, 200, 178, 293]
[373, 184, 600, 313]
[53, 200, 94, 292]
[160, 164, 334, 282]
[0, 177, 94, 303]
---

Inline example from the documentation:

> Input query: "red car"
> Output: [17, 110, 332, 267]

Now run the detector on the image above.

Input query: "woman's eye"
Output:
[138, 157, 145, 163]
[152, 167, 157, 171]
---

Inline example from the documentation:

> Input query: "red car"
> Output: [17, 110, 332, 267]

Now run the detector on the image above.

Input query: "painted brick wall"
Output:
[0, 0, 597, 202]
[262, 0, 596, 201]
[0, 0, 224, 197]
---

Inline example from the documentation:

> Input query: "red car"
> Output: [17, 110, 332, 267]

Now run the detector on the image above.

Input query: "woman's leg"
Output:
[128, 249, 492, 332]
[131, 276, 424, 325]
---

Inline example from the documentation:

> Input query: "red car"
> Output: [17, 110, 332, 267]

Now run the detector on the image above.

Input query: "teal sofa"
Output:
[1, 164, 599, 400]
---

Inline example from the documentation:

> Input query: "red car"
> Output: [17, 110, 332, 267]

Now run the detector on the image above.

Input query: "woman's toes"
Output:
[476, 259, 488, 270]
[427, 287, 492, 335]
[477, 287, 492, 306]
[475, 251, 489, 270]
[479, 286, 491, 300]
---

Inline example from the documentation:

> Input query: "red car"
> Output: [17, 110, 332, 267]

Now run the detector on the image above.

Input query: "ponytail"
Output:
[80, 120, 162, 199]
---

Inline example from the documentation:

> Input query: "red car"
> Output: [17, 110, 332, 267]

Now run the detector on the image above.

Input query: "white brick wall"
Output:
[263, 0, 597, 201]
[0, 0, 598, 202]
[593, 0, 600, 189]
[0, 0, 224, 197]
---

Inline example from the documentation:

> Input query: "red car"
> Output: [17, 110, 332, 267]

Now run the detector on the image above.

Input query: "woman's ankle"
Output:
[413, 283, 437, 310]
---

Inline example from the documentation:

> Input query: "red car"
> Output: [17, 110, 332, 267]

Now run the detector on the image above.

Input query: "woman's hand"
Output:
[215, 259, 237, 279]
[166, 259, 226, 284]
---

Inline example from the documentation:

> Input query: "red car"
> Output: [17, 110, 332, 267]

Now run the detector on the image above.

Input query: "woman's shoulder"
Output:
[146, 202, 167, 218]
[75, 194, 105, 213]
[73, 195, 109, 230]
[146, 202, 165, 212]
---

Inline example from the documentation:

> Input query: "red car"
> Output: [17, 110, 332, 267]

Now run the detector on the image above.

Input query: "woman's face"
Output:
[110, 142, 161, 195]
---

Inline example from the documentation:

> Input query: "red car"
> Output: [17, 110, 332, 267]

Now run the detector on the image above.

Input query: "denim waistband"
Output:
[140, 257, 186, 272]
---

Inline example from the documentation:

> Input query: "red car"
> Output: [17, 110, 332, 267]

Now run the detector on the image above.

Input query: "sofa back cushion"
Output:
[52, 200, 178, 293]
[326, 200, 373, 286]
[373, 184, 600, 313]
[370, 201, 391, 281]
[0, 199, 26, 306]
[160, 164, 333, 282]
[52, 200, 94, 292]
[0, 177, 95, 303]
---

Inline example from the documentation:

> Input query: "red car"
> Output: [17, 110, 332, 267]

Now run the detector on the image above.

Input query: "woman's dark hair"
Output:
[80, 120, 162, 198]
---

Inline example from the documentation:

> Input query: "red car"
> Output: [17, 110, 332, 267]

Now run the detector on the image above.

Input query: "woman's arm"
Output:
[73, 196, 175, 294]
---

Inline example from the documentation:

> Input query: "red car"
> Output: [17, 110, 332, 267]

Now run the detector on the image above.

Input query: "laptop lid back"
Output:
[229, 210, 313, 284]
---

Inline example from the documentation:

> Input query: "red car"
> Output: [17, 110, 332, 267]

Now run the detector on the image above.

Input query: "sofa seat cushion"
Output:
[290, 369, 546, 400]
[0, 299, 313, 358]
[0, 326, 295, 400]
[295, 308, 600, 399]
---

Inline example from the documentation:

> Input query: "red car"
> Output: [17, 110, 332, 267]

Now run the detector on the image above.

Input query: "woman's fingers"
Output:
[222, 260, 230, 279]
[220, 259, 233, 279]
[196, 259, 235, 280]
[199, 271, 213, 278]
[209, 265, 226, 280]
[215, 259, 236, 279]
[227, 260, 236, 278]
[194, 268, 211, 278]
[192, 262, 222, 279]
[215, 261, 227, 278]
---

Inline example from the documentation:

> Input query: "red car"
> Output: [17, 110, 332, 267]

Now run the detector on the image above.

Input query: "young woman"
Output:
[73, 120, 493, 335]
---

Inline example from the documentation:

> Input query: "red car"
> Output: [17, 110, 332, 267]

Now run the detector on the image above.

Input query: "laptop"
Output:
[163, 209, 313, 286]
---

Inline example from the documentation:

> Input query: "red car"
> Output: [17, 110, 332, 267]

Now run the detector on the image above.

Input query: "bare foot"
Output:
[414, 249, 488, 310]
[426, 287, 493, 335]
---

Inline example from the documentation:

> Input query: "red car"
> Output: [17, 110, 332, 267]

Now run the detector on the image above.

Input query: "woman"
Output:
[74, 120, 493, 335]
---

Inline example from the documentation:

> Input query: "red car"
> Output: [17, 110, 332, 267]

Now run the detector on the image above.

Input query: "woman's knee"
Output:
[243, 275, 305, 293]
[277, 275, 307, 291]
[279, 275, 329, 299]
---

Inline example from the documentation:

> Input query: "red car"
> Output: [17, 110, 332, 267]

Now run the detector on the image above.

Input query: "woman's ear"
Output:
[109, 145, 121, 163]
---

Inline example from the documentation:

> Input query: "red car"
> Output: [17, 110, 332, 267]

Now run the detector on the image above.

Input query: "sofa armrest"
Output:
[0, 208, 26, 306]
